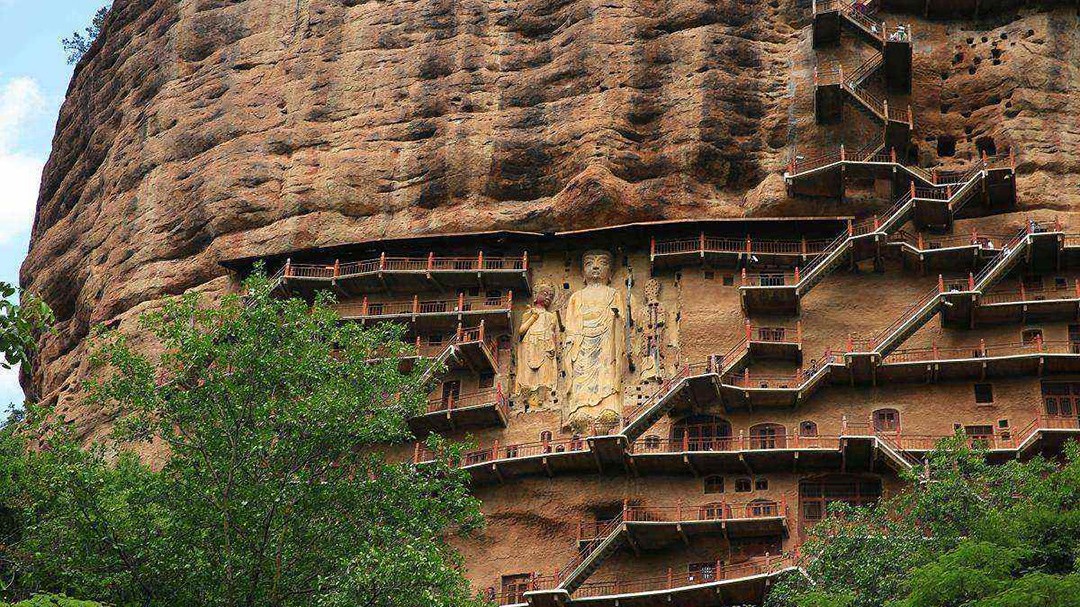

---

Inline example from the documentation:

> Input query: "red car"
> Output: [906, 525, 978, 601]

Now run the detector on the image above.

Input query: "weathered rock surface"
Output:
[19, 0, 1080, 435]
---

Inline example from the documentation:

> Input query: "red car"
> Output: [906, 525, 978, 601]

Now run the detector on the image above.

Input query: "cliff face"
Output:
[19, 0, 1080, 435]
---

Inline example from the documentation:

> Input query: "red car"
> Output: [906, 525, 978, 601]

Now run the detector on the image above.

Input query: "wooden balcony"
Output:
[408, 386, 510, 435]
[576, 500, 790, 549]
[880, 414, 1080, 464]
[518, 554, 797, 607]
[627, 434, 845, 475]
[747, 322, 803, 362]
[878, 339, 1080, 384]
[414, 437, 595, 486]
[888, 230, 1003, 273]
[333, 292, 513, 332]
[280, 252, 531, 296]
[738, 270, 801, 316]
[718, 358, 840, 410]
[649, 234, 831, 269]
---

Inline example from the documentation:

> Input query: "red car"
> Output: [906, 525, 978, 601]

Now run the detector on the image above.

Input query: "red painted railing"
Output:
[883, 339, 1080, 365]
[283, 253, 529, 280]
[630, 434, 843, 454]
[333, 292, 513, 319]
[575, 499, 789, 542]
[651, 235, 831, 258]
[413, 435, 588, 467]
[425, 385, 509, 418]
[568, 553, 796, 598]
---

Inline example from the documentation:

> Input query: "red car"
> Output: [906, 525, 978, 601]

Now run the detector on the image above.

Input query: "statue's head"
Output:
[534, 283, 555, 308]
[582, 250, 613, 285]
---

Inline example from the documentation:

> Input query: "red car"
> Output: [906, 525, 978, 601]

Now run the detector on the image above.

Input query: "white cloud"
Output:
[0, 364, 23, 407]
[0, 77, 47, 246]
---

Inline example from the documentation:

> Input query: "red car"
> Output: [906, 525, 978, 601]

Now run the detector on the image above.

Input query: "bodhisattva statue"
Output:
[514, 283, 559, 410]
[562, 250, 625, 432]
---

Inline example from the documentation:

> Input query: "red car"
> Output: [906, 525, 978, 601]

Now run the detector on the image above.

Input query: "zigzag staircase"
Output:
[848, 221, 1058, 379]
[745, 159, 1014, 315]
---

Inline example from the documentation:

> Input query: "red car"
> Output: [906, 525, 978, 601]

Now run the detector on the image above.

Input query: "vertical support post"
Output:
[795, 266, 801, 283]
[891, 147, 897, 164]
[522, 250, 528, 271]
[413, 295, 419, 315]
[745, 321, 752, 342]
[980, 339, 987, 357]
[848, 219, 854, 236]
[968, 272, 975, 291]
[938, 274, 945, 293]
[333, 259, 340, 278]
[700, 231, 706, 253]
[741, 268, 747, 286]
[840, 143, 846, 162]
[379, 252, 386, 272]
[650, 237, 656, 260]
[361, 296, 369, 316]
[458, 292, 464, 312]
[932, 341, 938, 359]
[284, 258, 292, 278]
[427, 252, 435, 272]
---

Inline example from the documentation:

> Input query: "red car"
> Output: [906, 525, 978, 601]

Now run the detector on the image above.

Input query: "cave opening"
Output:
[937, 136, 957, 157]
[976, 136, 997, 157]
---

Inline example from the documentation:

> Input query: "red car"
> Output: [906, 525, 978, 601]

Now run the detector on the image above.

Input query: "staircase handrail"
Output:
[620, 364, 695, 428]
[845, 53, 883, 87]
[557, 512, 626, 587]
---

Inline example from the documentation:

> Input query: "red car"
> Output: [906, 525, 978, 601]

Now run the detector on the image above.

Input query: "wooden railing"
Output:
[575, 499, 789, 542]
[425, 385, 509, 417]
[650, 234, 832, 259]
[630, 434, 843, 454]
[883, 338, 1080, 365]
[282, 252, 529, 280]
[413, 435, 588, 467]
[980, 280, 1080, 305]
[888, 229, 1010, 251]
[886, 415, 1080, 452]
[333, 292, 513, 319]
[569, 553, 796, 598]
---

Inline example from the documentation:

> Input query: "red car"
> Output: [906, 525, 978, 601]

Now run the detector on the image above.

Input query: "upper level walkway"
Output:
[413, 410, 1077, 487]
[277, 252, 531, 296]
[332, 292, 514, 332]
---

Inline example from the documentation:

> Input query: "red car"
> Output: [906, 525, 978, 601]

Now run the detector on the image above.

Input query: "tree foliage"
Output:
[61, 6, 109, 65]
[0, 282, 52, 373]
[767, 436, 1080, 607]
[0, 273, 487, 607]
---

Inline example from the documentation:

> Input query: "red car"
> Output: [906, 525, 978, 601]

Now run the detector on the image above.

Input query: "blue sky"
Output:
[0, 0, 108, 407]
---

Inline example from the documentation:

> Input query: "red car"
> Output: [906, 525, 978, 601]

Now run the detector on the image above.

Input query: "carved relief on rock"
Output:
[638, 278, 668, 383]
[514, 283, 559, 410]
[561, 250, 625, 433]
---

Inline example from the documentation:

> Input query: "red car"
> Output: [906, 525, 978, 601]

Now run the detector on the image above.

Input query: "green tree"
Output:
[0, 282, 52, 372]
[0, 273, 487, 607]
[767, 436, 1080, 607]
[61, 6, 109, 65]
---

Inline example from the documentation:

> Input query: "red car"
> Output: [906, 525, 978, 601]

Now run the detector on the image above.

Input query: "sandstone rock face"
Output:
[19, 0, 1080, 435]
